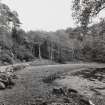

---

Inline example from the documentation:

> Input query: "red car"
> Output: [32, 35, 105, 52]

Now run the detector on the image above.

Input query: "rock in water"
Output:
[0, 82, 5, 89]
[68, 88, 78, 94]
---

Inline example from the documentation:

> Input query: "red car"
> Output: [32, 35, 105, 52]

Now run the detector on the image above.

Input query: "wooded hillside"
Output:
[0, 1, 105, 65]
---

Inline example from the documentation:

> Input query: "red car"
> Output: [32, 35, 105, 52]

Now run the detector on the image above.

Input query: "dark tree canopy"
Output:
[72, 0, 105, 32]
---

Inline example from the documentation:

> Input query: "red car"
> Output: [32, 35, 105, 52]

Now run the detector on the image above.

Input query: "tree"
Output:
[0, 2, 20, 31]
[27, 31, 46, 59]
[98, 18, 105, 39]
[72, 0, 105, 38]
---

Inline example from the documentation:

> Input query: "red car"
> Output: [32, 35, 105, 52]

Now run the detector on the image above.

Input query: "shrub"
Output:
[13, 65, 26, 71]
[0, 53, 13, 64]
[82, 39, 105, 63]
[42, 72, 60, 83]
[14, 46, 34, 61]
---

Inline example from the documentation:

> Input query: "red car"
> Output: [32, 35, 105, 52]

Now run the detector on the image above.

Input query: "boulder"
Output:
[52, 87, 66, 95]
[68, 88, 78, 94]
[0, 73, 14, 87]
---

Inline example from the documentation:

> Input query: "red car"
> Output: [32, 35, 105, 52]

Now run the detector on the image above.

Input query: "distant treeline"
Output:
[1, 19, 105, 65]
[0, 28, 76, 65]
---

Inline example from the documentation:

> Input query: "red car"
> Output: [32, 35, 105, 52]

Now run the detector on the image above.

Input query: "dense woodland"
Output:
[0, 1, 105, 65]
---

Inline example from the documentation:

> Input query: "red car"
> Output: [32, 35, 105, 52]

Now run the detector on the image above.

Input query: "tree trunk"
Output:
[38, 44, 41, 59]
[47, 41, 50, 59]
[57, 45, 60, 60]
[32, 44, 34, 55]
[71, 48, 74, 61]
[50, 42, 53, 61]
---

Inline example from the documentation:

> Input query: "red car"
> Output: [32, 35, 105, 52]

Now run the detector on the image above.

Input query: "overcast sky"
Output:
[3, 0, 105, 31]
[3, 0, 74, 31]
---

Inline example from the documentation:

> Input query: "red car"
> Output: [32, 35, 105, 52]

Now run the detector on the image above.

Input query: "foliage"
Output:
[0, 0, 105, 65]
[14, 46, 34, 62]
[81, 39, 105, 62]
[0, 2, 20, 31]
[0, 32, 13, 50]
[12, 28, 26, 45]
[0, 52, 14, 64]
[72, 0, 105, 35]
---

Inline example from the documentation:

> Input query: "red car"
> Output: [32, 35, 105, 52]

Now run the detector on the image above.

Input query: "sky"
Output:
[2, 0, 74, 31]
